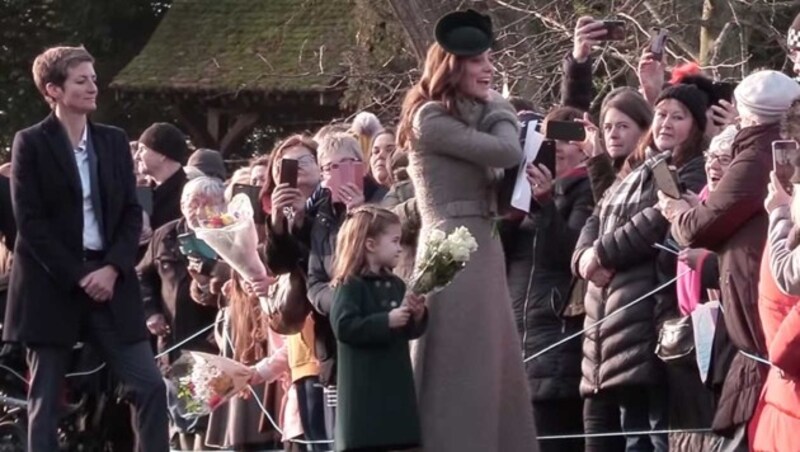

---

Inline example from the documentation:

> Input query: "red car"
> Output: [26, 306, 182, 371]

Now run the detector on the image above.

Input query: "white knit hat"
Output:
[734, 70, 800, 120]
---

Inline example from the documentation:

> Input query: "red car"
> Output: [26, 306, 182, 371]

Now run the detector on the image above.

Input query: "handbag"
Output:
[655, 316, 695, 363]
[260, 268, 311, 335]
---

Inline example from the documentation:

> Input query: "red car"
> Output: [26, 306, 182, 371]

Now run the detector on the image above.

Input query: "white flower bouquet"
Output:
[192, 194, 277, 314]
[167, 351, 254, 419]
[409, 226, 478, 295]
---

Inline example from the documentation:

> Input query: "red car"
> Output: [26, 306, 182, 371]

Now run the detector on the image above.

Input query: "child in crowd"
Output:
[329, 205, 427, 452]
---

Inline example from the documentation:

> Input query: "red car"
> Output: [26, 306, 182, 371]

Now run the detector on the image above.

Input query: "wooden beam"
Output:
[175, 104, 218, 150]
[219, 112, 260, 156]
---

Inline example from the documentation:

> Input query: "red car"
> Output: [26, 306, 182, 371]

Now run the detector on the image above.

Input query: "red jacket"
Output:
[749, 251, 800, 452]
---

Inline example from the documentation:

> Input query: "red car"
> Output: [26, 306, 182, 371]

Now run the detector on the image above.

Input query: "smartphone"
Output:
[653, 158, 683, 199]
[649, 28, 669, 61]
[328, 161, 365, 203]
[136, 187, 153, 216]
[545, 120, 586, 142]
[600, 20, 626, 41]
[712, 82, 736, 104]
[177, 232, 218, 261]
[232, 183, 267, 224]
[532, 140, 557, 177]
[773, 140, 800, 194]
[279, 158, 299, 188]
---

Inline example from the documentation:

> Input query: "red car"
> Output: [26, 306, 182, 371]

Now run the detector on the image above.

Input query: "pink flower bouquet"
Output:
[168, 351, 254, 418]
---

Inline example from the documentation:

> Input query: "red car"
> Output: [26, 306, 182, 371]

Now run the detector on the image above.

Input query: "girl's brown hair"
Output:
[397, 43, 466, 149]
[331, 205, 400, 287]
[259, 134, 318, 213]
[226, 273, 270, 364]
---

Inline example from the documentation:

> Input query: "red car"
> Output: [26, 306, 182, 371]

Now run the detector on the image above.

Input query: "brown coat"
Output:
[671, 123, 777, 432]
[408, 92, 538, 451]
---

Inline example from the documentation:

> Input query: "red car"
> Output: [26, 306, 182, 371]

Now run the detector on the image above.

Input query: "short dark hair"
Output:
[32, 46, 95, 106]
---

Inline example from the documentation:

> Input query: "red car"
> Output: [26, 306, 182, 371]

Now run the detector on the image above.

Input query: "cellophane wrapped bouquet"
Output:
[167, 351, 253, 419]
[192, 194, 278, 314]
[409, 226, 478, 295]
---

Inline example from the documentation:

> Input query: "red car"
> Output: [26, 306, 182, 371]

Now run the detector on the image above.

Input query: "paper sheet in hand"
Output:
[691, 301, 720, 384]
[511, 121, 544, 213]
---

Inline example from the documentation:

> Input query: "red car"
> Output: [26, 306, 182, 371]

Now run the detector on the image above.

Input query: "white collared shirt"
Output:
[73, 127, 104, 251]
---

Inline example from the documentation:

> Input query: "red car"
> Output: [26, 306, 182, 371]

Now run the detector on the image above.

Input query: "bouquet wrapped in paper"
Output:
[166, 351, 253, 419]
[192, 194, 278, 314]
[410, 226, 478, 295]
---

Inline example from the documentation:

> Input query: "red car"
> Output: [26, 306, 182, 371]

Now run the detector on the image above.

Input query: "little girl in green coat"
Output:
[330, 205, 427, 452]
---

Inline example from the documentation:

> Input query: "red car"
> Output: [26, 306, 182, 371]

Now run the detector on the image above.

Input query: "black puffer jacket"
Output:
[572, 154, 706, 396]
[503, 168, 594, 401]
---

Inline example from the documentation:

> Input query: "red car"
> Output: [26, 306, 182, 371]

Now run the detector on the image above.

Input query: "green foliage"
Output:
[0, 0, 168, 157]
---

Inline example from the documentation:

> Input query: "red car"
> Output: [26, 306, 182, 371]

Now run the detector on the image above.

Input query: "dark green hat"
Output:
[434, 9, 493, 57]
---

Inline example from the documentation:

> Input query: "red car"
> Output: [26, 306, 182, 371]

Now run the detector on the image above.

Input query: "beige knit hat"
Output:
[734, 70, 800, 120]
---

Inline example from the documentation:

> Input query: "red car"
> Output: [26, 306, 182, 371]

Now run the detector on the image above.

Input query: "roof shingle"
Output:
[111, 0, 355, 94]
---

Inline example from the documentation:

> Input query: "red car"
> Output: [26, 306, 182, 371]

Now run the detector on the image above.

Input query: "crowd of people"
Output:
[6, 6, 800, 452]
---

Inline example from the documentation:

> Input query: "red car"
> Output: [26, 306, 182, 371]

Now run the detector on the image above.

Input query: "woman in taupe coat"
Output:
[395, 10, 537, 452]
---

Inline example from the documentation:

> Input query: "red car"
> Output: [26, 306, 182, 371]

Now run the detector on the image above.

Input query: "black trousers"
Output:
[533, 398, 585, 452]
[27, 305, 169, 452]
[583, 385, 668, 452]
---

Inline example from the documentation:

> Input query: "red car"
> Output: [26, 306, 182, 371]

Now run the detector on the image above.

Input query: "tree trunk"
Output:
[699, 0, 739, 79]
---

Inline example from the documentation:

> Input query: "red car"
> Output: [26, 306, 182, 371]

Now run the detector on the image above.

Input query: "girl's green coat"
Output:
[330, 272, 427, 451]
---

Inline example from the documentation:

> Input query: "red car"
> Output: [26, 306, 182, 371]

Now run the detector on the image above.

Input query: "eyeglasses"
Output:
[320, 157, 361, 173]
[282, 155, 317, 169]
[703, 151, 733, 166]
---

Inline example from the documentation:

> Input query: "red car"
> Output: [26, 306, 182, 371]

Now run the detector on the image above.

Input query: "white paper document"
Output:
[511, 121, 544, 213]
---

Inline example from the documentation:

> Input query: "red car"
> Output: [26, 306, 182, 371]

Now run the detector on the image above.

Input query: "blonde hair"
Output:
[313, 123, 350, 143]
[317, 133, 363, 165]
[331, 206, 400, 287]
[708, 125, 737, 155]
[32, 46, 95, 107]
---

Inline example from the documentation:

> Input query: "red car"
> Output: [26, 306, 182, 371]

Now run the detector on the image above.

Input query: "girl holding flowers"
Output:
[329, 205, 427, 452]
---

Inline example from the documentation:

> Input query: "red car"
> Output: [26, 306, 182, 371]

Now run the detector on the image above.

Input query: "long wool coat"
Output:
[330, 272, 426, 452]
[407, 91, 538, 452]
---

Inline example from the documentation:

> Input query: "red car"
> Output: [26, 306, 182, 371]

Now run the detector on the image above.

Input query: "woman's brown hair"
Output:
[259, 134, 318, 213]
[368, 128, 396, 186]
[621, 102, 708, 177]
[622, 126, 707, 176]
[226, 273, 270, 364]
[542, 106, 585, 134]
[397, 43, 466, 149]
[600, 87, 653, 131]
[331, 206, 400, 287]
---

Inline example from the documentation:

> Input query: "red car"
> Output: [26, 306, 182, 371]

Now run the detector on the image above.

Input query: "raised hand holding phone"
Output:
[638, 49, 665, 105]
[766, 171, 792, 214]
[772, 140, 800, 195]
[526, 162, 554, 201]
[329, 160, 365, 207]
[573, 16, 607, 62]
[649, 28, 669, 61]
